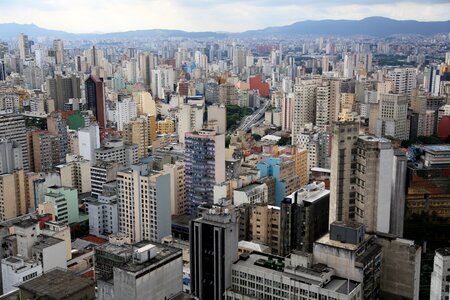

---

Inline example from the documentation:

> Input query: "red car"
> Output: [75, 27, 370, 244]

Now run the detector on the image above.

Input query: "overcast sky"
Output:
[1, 0, 449, 33]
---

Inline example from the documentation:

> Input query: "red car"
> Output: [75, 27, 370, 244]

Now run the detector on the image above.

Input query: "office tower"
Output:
[163, 161, 186, 216]
[190, 207, 238, 300]
[389, 67, 417, 96]
[114, 97, 137, 131]
[85, 75, 106, 128]
[53, 39, 64, 65]
[18, 33, 29, 61]
[177, 102, 204, 145]
[376, 93, 409, 140]
[90, 160, 119, 197]
[17, 269, 95, 300]
[117, 163, 171, 243]
[0, 139, 23, 174]
[329, 121, 359, 226]
[46, 75, 81, 111]
[0, 115, 29, 171]
[47, 111, 68, 164]
[207, 104, 226, 134]
[56, 156, 91, 194]
[225, 251, 362, 300]
[292, 79, 318, 139]
[331, 121, 399, 234]
[151, 65, 175, 99]
[280, 181, 329, 254]
[185, 130, 225, 215]
[430, 248, 450, 300]
[314, 222, 382, 300]
[0, 170, 26, 221]
[78, 124, 100, 165]
[218, 82, 238, 105]
[95, 140, 138, 169]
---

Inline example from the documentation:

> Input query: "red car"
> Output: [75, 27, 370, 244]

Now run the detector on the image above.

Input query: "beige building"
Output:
[56, 155, 91, 193]
[0, 170, 26, 221]
[163, 161, 186, 216]
[157, 117, 175, 134]
[250, 204, 281, 255]
[124, 117, 150, 159]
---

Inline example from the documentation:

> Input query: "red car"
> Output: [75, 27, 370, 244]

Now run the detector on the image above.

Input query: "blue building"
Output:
[185, 130, 225, 215]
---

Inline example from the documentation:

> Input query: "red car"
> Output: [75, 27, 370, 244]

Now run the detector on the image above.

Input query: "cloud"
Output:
[0, 0, 449, 33]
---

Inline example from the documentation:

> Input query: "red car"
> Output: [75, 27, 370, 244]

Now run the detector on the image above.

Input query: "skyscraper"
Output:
[0, 115, 29, 171]
[190, 207, 238, 300]
[53, 39, 64, 65]
[185, 130, 225, 215]
[18, 33, 29, 61]
[85, 75, 106, 128]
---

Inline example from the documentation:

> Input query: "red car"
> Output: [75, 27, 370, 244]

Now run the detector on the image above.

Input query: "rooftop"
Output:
[436, 247, 450, 257]
[32, 235, 64, 250]
[18, 269, 94, 298]
[13, 218, 38, 229]
[315, 233, 371, 251]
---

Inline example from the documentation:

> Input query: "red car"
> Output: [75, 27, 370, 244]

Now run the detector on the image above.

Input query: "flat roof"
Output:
[315, 233, 371, 251]
[18, 269, 94, 298]
[423, 145, 450, 152]
[32, 235, 64, 250]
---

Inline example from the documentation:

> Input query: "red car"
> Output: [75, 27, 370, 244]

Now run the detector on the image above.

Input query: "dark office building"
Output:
[46, 75, 81, 111]
[190, 207, 238, 300]
[85, 75, 106, 128]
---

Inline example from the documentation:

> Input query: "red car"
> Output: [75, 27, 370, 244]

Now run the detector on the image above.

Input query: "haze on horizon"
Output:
[1, 0, 450, 34]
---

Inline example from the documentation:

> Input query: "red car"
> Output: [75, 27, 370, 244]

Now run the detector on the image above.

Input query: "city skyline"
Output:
[1, 0, 450, 33]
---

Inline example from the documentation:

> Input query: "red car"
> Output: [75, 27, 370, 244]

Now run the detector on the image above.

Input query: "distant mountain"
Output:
[0, 17, 449, 40]
[0, 23, 76, 39]
[241, 17, 450, 37]
[0, 23, 226, 40]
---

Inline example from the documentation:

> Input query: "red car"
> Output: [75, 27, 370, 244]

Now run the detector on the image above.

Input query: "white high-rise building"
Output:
[151, 65, 175, 99]
[376, 93, 409, 140]
[389, 67, 417, 96]
[78, 124, 100, 165]
[430, 248, 450, 300]
[292, 79, 319, 144]
[117, 163, 171, 243]
[115, 97, 137, 131]
[177, 102, 204, 144]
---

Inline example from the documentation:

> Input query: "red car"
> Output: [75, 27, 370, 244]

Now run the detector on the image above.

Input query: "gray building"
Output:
[225, 251, 362, 300]
[95, 140, 138, 169]
[95, 240, 183, 300]
[0, 114, 29, 171]
[0, 139, 22, 174]
[190, 206, 239, 300]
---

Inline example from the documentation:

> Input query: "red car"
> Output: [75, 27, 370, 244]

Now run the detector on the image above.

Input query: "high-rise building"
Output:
[376, 93, 409, 140]
[389, 67, 417, 96]
[56, 155, 91, 194]
[430, 248, 450, 300]
[163, 161, 186, 216]
[330, 121, 401, 234]
[123, 117, 150, 159]
[95, 140, 138, 169]
[85, 75, 106, 128]
[18, 33, 29, 61]
[53, 39, 64, 65]
[47, 111, 68, 164]
[190, 207, 238, 300]
[0, 114, 29, 171]
[46, 75, 81, 111]
[0, 139, 23, 174]
[117, 163, 171, 243]
[185, 130, 225, 215]
[78, 124, 100, 165]
[31, 131, 59, 173]
[0, 170, 26, 221]
[177, 102, 204, 145]
[292, 79, 319, 139]
[41, 186, 79, 224]
[114, 97, 137, 131]
[90, 160, 119, 197]
[207, 104, 227, 134]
